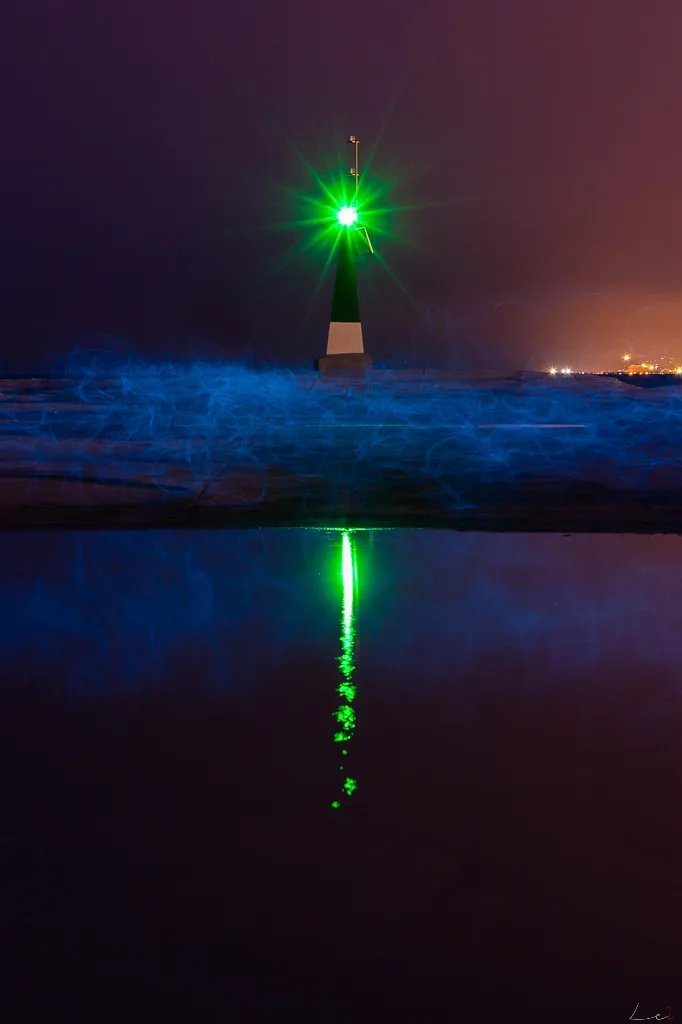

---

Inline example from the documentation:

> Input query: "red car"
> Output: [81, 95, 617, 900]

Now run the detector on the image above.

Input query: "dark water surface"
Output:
[1, 529, 681, 1019]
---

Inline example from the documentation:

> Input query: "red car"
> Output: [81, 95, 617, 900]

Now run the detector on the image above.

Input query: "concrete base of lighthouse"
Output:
[316, 321, 371, 373]
[316, 352, 372, 373]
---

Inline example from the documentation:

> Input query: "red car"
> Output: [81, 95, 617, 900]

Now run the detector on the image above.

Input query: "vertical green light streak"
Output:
[333, 531, 358, 806]
[341, 532, 354, 667]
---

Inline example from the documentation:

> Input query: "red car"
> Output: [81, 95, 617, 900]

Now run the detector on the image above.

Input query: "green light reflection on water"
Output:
[333, 530, 358, 806]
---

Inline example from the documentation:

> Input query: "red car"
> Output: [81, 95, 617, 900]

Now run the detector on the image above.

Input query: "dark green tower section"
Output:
[330, 229, 360, 323]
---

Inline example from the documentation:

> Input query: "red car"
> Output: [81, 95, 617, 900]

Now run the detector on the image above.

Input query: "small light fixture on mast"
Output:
[345, 135, 373, 255]
[348, 135, 359, 194]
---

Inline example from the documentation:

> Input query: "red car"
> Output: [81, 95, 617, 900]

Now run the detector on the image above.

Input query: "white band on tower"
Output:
[326, 322, 365, 356]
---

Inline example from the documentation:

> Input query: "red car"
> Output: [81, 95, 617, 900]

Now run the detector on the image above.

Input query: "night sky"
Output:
[4, 1, 682, 368]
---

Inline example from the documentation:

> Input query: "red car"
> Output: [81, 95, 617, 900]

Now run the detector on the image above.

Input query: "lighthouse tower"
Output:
[316, 136, 373, 373]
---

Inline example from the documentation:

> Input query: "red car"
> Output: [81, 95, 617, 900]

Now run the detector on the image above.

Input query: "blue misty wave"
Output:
[1, 361, 682, 505]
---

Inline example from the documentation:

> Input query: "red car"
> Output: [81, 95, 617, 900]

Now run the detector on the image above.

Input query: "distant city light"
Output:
[549, 356, 682, 378]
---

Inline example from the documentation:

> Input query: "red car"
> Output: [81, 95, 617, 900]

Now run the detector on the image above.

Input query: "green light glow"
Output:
[342, 532, 354, 629]
[272, 139, 470, 318]
[335, 705, 356, 730]
[338, 680, 356, 701]
[269, 146, 413, 317]
[298, 527, 393, 532]
[333, 530, 358, 806]
[336, 204, 358, 227]
[339, 532, 355, 683]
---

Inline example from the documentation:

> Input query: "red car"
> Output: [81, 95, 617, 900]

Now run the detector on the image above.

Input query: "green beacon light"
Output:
[337, 204, 358, 227]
